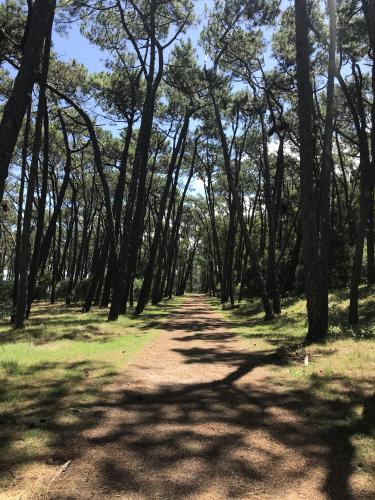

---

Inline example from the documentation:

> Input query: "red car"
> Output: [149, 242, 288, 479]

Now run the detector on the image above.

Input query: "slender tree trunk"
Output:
[136, 113, 190, 315]
[295, 0, 326, 341]
[348, 63, 372, 323]
[66, 207, 78, 305]
[58, 186, 76, 281]
[82, 235, 109, 312]
[284, 222, 302, 293]
[11, 98, 31, 323]
[363, 0, 375, 286]
[273, 134, 286, 239]
[15, 19, 53, 328]
[27, 103, 49, 312]
[162, 145, 196, 302]
[367, 193, 375, 284]
[260, 112, 281, 314]
[26, 118, 71, 315]
[109, 81, 161, 320]
[207, 72, 273, 319]
[101, 119, 134, 308]
[0, 0, 56, 203]
[319, 0, 336, 332]
[50, 86, 120, 318]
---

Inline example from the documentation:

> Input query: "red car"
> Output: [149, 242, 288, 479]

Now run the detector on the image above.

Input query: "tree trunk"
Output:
[26, 115, 71, 316]
[26, 102, 49, 312]
[15, 19, 53, 328]
[319, 0, 336, 332]
[11, 98, 31, 323]
[363, 0, 375, 286]
[0, 0, 56, 203]
[207, 71, 273, 319]
[109, 83, 160, 320]
[295, 0, 326, 341]
[135, 112, 190, 315]
[260, 112, 281, 314]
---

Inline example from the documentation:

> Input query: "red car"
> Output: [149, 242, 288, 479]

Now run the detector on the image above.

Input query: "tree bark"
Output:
[15, 17, 53, 328]
[0, 0, 56, 203]
[295, 0, 326, 341]
[11, 98, 31, 323]
[135, 112, 190, 315]
[260, 112, 281, 314]
[319, 0, 336, 332]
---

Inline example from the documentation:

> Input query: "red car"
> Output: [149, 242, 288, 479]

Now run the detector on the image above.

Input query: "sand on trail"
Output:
[17, 295, 368, 499]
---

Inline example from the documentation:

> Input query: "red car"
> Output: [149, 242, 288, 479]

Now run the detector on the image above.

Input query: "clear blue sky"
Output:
[52, 1, 210, 73]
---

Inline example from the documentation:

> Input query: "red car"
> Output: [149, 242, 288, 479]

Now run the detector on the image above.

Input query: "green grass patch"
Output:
[0, 296, 184, 486]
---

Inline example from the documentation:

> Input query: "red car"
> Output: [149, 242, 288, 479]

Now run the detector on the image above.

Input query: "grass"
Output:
[0, 296, 184, 489]
[1, 290, 374, 496]
[207, 286, 375, 494]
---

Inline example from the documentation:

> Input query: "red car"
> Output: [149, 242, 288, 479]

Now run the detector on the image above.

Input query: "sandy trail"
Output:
[37, 295, 361, 499]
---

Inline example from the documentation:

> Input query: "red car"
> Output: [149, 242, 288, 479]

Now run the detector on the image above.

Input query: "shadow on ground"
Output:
[1, 301, 374, 499]
[0, 298, 180, 487]
[0, 359, 114, 473]
[54, 305, 375, 497]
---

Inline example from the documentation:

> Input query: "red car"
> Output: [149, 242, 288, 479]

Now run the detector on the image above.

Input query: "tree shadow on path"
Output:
[47, 300, 375, 499]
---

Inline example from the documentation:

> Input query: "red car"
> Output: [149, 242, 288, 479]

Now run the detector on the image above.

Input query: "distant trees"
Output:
[0, 0, 374, 342]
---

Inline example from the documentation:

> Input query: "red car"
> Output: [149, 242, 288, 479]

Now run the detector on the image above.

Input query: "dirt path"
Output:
[37, 295, 360, 499]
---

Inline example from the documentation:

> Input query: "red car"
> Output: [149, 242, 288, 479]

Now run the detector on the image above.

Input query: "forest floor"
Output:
[0, 293, 374, 499]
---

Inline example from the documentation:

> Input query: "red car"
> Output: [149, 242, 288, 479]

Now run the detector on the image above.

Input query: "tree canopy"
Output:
[0, 0, 374, 343]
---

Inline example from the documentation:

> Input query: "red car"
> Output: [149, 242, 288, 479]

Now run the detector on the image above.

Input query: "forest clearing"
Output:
[1, 0, 375, 497]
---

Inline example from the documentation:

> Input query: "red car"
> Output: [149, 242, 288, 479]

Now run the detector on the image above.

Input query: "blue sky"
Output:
[52, 0, 210, 73]
[53, 22, 107, 73]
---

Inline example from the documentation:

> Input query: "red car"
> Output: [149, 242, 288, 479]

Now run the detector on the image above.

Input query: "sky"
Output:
[53, 22, 107, 73]
[52, 1, 211, 74]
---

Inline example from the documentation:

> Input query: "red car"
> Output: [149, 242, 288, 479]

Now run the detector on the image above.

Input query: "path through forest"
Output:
[42, 296, 359, 499]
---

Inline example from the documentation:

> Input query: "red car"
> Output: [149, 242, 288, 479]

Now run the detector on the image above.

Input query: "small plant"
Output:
[1, 360, 20, 375]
